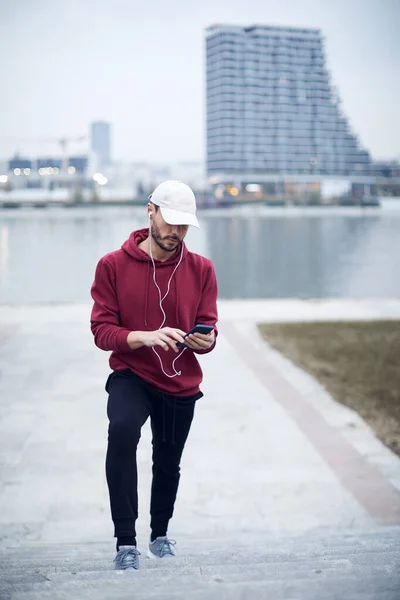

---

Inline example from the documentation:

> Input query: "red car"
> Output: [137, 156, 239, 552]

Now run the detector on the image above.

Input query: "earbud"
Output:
[149, 211, 152, 217]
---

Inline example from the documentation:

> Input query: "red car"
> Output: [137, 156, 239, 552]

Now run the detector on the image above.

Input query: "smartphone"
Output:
[176, 324, 214, 348]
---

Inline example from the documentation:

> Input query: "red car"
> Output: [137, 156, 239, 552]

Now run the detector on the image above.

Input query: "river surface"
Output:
[0, 205, 399, 303]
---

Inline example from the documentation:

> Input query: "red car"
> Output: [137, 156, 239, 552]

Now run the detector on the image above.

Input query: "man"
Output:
[90, 180, 218, 570]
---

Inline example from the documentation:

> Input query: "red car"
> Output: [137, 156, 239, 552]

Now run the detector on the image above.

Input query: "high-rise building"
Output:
[90, 121, 111, 167]
[206, 24, 371, 179]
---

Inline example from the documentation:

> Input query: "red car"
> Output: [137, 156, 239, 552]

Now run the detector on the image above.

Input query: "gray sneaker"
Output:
[147, 536, 176, 559]
[114, 545, 140, 570]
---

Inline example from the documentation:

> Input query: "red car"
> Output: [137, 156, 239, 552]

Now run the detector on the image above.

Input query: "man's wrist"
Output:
[127, 331, 145, 349]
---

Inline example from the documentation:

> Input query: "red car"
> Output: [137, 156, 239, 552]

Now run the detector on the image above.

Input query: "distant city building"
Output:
[68, 156, 88, 174]
[36, 158, 62, 170]
[372, 160, 400, 178]
[8, 156, 32, 172]
[90, 121, 111, 167]
[206, 24, 371, 179]
[8, 156, 88, 174]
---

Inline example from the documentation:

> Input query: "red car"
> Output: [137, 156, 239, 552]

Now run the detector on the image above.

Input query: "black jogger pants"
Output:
[105, 369, 200, 541]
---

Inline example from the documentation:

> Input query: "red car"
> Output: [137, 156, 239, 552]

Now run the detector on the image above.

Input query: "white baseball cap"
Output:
[149, 180, 200, 229]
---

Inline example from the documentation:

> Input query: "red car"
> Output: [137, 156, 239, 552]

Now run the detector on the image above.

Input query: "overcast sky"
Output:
[0, 0, 399, 164]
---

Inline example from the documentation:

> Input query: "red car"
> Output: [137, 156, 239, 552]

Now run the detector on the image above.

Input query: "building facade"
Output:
[206, 24, 371, 180]
[90, 121, 111, 167]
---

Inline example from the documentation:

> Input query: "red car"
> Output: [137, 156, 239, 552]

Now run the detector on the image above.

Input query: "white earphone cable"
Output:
[148, 217, 186, 378]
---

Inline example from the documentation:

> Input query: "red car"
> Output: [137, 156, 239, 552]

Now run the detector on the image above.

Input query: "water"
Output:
[0, 206, 400, 304]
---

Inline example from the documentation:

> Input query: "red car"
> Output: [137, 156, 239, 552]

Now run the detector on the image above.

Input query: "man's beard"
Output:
[151, 223, 181, 253]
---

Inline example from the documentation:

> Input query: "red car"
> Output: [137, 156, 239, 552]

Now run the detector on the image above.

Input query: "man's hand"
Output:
[183, 330, 215, 351]
[127, 328, 186, 352]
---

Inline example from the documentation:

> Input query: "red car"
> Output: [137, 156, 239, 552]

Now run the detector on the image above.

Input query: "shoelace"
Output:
[155, 538, 176, 557]
[114, 547, 141, 568]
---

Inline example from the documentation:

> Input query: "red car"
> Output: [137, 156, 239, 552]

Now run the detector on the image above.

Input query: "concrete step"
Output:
[1, 546, 399, 576]
[1, 528, 399, 600]
[1, 527, 399, 571]
[2, 525, 400, 558]
[4, 567, 400, 600]
[2, 548, 398, 581]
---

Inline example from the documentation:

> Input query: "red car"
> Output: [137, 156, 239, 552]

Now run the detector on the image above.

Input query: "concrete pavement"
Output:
[1, 298, 400, 551]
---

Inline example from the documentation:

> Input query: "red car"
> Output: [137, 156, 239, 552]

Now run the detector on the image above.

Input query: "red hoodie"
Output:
[90, 228, 218, 396]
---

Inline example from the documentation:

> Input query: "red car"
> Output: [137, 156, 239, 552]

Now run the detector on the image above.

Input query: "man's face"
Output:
[150, 206, 189, 253]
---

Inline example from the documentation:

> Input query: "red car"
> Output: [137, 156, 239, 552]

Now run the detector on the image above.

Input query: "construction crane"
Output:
[1, 135, 87, 175]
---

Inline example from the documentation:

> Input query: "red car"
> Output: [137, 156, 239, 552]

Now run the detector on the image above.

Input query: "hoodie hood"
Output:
[121, 228, 188, 327]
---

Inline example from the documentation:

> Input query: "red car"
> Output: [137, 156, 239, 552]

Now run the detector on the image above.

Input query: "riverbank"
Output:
[1, 197, 399, 216]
